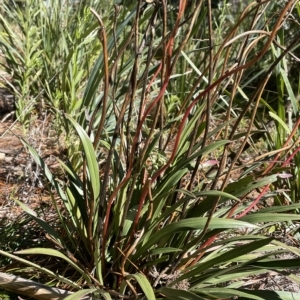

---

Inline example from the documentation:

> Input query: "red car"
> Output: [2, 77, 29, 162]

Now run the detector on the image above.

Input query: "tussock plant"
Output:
[1, 0, 300, 299]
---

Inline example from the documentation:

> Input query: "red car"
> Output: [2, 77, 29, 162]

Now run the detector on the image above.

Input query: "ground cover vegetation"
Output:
[1, 0, 300, 299]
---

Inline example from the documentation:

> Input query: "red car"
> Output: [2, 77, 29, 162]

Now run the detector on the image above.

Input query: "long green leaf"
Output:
[195, 288, 300, 300]
[0, 250, 79, 289]
[155, 168, 189, 196]
[150, 247, 182, 255]
[174, 140, 229, 172]
[250, 258, 300, 269]
[126, 273, 155, 300]
[13, 198, 63, 245]
[241, 213, 300, 224]
[171, 238, 273, 285]
[159, 287, 207, 300]
[255, 203, 300, 214]
[153, 190, 240, 225]
[280, 67, 298, 114]
[15, 248, 91, 283]
[193, 268, 268, 289]
[269, 111, 291, 133]
[138, 218, 257, 256]
[63, 289, 103, 300]
[189, 175, 278, 218]
[66, 115, 100, 202]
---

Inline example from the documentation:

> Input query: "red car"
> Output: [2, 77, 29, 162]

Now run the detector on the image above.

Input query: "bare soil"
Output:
[0, 117, 66, 221]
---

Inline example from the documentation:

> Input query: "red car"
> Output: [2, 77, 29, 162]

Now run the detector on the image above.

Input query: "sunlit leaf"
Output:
[171, 238, 273, 285]
[150, 247, 182, 255]
[63, 289, 102, 300]
[240, 213, 300, 224]
[138, 218, 257, 256]
[66, 115, 100, 202]
[15, 248, 91, 283]
[0, 250, 79, 288]
[126, 273, 156, 300]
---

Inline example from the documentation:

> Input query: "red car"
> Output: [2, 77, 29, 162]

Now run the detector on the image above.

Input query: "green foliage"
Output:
[0, 289, 19, 300]
[1, 0, 300, 299]
[0, 0, 108, 125]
